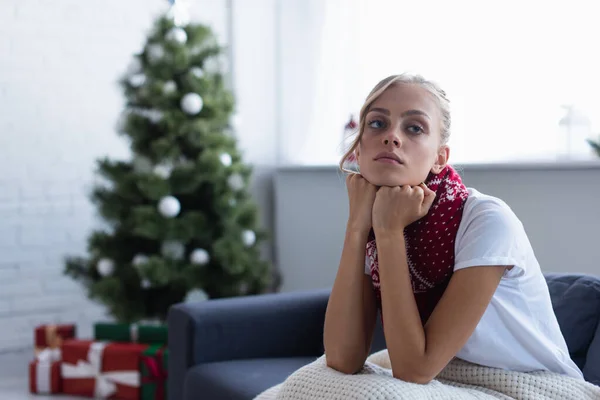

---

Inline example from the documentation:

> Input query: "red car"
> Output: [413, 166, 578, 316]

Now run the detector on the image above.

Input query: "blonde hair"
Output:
[339, 73, 451, 172]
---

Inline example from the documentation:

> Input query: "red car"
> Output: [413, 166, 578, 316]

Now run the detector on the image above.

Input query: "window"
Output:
[277, 0, 600, 165]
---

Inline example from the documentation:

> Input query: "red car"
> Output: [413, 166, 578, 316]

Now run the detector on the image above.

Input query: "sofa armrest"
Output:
[167, 288, 331, 400]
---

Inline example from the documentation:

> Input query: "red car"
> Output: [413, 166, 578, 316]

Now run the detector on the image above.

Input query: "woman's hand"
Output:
[372, 184, 436, 235]
[346, 173, 378, 234]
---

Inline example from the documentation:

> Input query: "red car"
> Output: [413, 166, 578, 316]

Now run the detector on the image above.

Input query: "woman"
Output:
[323, 74, 583, 384]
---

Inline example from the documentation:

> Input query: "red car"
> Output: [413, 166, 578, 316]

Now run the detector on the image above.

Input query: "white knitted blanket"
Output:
[254, 350, 600, 400]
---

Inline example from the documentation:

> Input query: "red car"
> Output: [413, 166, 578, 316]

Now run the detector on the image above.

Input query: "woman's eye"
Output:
[407, 124, 424, 134]
[368, 120, 386, 129]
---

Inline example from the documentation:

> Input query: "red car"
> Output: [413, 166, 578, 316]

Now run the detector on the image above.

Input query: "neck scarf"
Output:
[366, 166, 469, 324]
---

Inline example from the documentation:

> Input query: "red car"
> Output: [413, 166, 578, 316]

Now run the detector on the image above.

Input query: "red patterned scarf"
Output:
[366, 166, 469, 324]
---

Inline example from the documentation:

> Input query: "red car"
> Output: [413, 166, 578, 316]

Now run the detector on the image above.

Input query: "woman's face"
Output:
[356, 83, 449, 187]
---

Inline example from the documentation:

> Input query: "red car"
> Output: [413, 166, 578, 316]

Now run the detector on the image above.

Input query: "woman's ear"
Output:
[431, 145, 449, 174]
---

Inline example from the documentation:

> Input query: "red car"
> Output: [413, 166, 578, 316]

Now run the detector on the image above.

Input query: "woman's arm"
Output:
[371, 184, 508, 383]
[376, 233, 506, 383]
[323, 228, 378, 374]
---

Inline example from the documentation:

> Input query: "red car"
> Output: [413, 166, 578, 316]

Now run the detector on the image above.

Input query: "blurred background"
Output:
[1, 0, 599, 360]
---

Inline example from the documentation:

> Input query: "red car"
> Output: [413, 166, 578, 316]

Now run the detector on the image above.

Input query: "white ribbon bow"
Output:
[61, 342, 140, 399]
[37, 347, 61, 363]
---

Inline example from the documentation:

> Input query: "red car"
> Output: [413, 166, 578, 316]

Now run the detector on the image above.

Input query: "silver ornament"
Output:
[166, 27, 187, 44]
[219, 153, 232, 167]
[190, 248, 210, 265]
[190, 67, 204, 79]
[128, 73, 146, 88]
[158, 196, 181, 218]
[227, 173, 244, 191]
[97, 258, 115, 276]
[132, 254, 149, 267]
[180, 93, 203, 115]
[242, 230, 256, 247]
[163, 81, 177, 95]
[146, 44, 165, 63]
[184, 288, 209, 303]
[141, 279, 152, 289]
[153, 164, 173, 179]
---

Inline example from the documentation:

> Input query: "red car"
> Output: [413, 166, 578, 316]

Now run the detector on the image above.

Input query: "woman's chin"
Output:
[361, 172, 411, 188]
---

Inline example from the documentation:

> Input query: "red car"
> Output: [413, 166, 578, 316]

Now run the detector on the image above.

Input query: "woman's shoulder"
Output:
[461, 188, 522, 225]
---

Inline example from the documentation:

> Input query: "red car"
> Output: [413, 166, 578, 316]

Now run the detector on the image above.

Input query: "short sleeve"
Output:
[454, 198, 526, 278]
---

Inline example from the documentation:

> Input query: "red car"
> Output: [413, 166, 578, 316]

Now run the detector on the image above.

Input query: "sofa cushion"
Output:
[545, 273, 600, 383]
[183, 356, 316, 400]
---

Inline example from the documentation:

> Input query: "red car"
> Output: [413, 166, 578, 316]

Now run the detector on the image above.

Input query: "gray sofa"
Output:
[167, 273, 600, 400]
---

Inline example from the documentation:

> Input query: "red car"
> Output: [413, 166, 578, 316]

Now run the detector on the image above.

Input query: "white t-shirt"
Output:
[365, 188, 584, 379]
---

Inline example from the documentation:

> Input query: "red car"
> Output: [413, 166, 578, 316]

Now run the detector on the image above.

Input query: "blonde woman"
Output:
[323, 74, 583, 384]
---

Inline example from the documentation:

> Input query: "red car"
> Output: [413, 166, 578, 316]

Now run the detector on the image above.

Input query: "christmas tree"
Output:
[64, 9, 272, 323]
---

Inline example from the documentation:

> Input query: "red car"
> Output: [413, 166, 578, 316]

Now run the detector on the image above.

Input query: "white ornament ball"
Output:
[228, 198, 237, 207]
[227, 173, 244, 191]
[141, 279, 152, 289]
[242, 230, 256, 247]
[163, 80, 177, 95]
[180, 93, 203, 115]
[126, 57, 142, 75]
[166, 27, 187, 44]
[190, 67, 204, 79]
[145, 109, 163, 124]
[132, 254, 149, 268]
[97, 258, 115, 277]
[146, 44, 165, 63]
[158, 196, 181, 218]
[185, 288, 209, 303]
[153, 164, 173, 179]
[219, 153, 232, 167]
[190, 248, 210, 265]
[128, 73, 146, 88]
[161, 240, 185, 260]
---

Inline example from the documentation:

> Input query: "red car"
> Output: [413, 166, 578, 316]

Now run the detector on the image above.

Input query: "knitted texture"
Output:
[254, 350, 600, 400]
[367, 165, 469, 323]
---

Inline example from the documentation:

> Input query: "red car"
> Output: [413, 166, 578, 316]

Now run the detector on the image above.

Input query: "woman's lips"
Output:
[376, 157, 402, 165]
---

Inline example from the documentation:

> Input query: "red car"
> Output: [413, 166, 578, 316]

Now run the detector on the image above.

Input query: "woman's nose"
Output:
[382, 129, 401, 147]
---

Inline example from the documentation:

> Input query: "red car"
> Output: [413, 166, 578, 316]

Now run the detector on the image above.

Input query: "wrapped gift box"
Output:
[140, 345, 168, 400]
[61, 339, 148, 399]
[29, 359, 61, 394]
[34, 324, 76, 355]
[94, 322, 167, 345]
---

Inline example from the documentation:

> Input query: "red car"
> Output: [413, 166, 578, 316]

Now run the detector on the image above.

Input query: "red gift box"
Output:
[34, 324, 76, 355]
[29, 359, 61, 394]
[61, 339, 148, 399]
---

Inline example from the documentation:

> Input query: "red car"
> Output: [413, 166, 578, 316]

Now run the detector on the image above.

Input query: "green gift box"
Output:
[141, 344, 168, 400]
[94, 323, 168, 345]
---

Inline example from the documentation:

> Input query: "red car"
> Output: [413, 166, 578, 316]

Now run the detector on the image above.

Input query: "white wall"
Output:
[0, 0, 245, 352]
[274, 163, 600, 293]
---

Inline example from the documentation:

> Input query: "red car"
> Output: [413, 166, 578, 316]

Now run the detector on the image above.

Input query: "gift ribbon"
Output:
[35, 361, 52, 393]
[141, 349, 167, 400]
[37, 347, 61, 363]
[61, 342, 140, 398]
[35, 325, 64, 355]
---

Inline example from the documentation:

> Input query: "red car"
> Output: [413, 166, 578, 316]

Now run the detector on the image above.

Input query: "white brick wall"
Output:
[0, 0, 229, 352]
